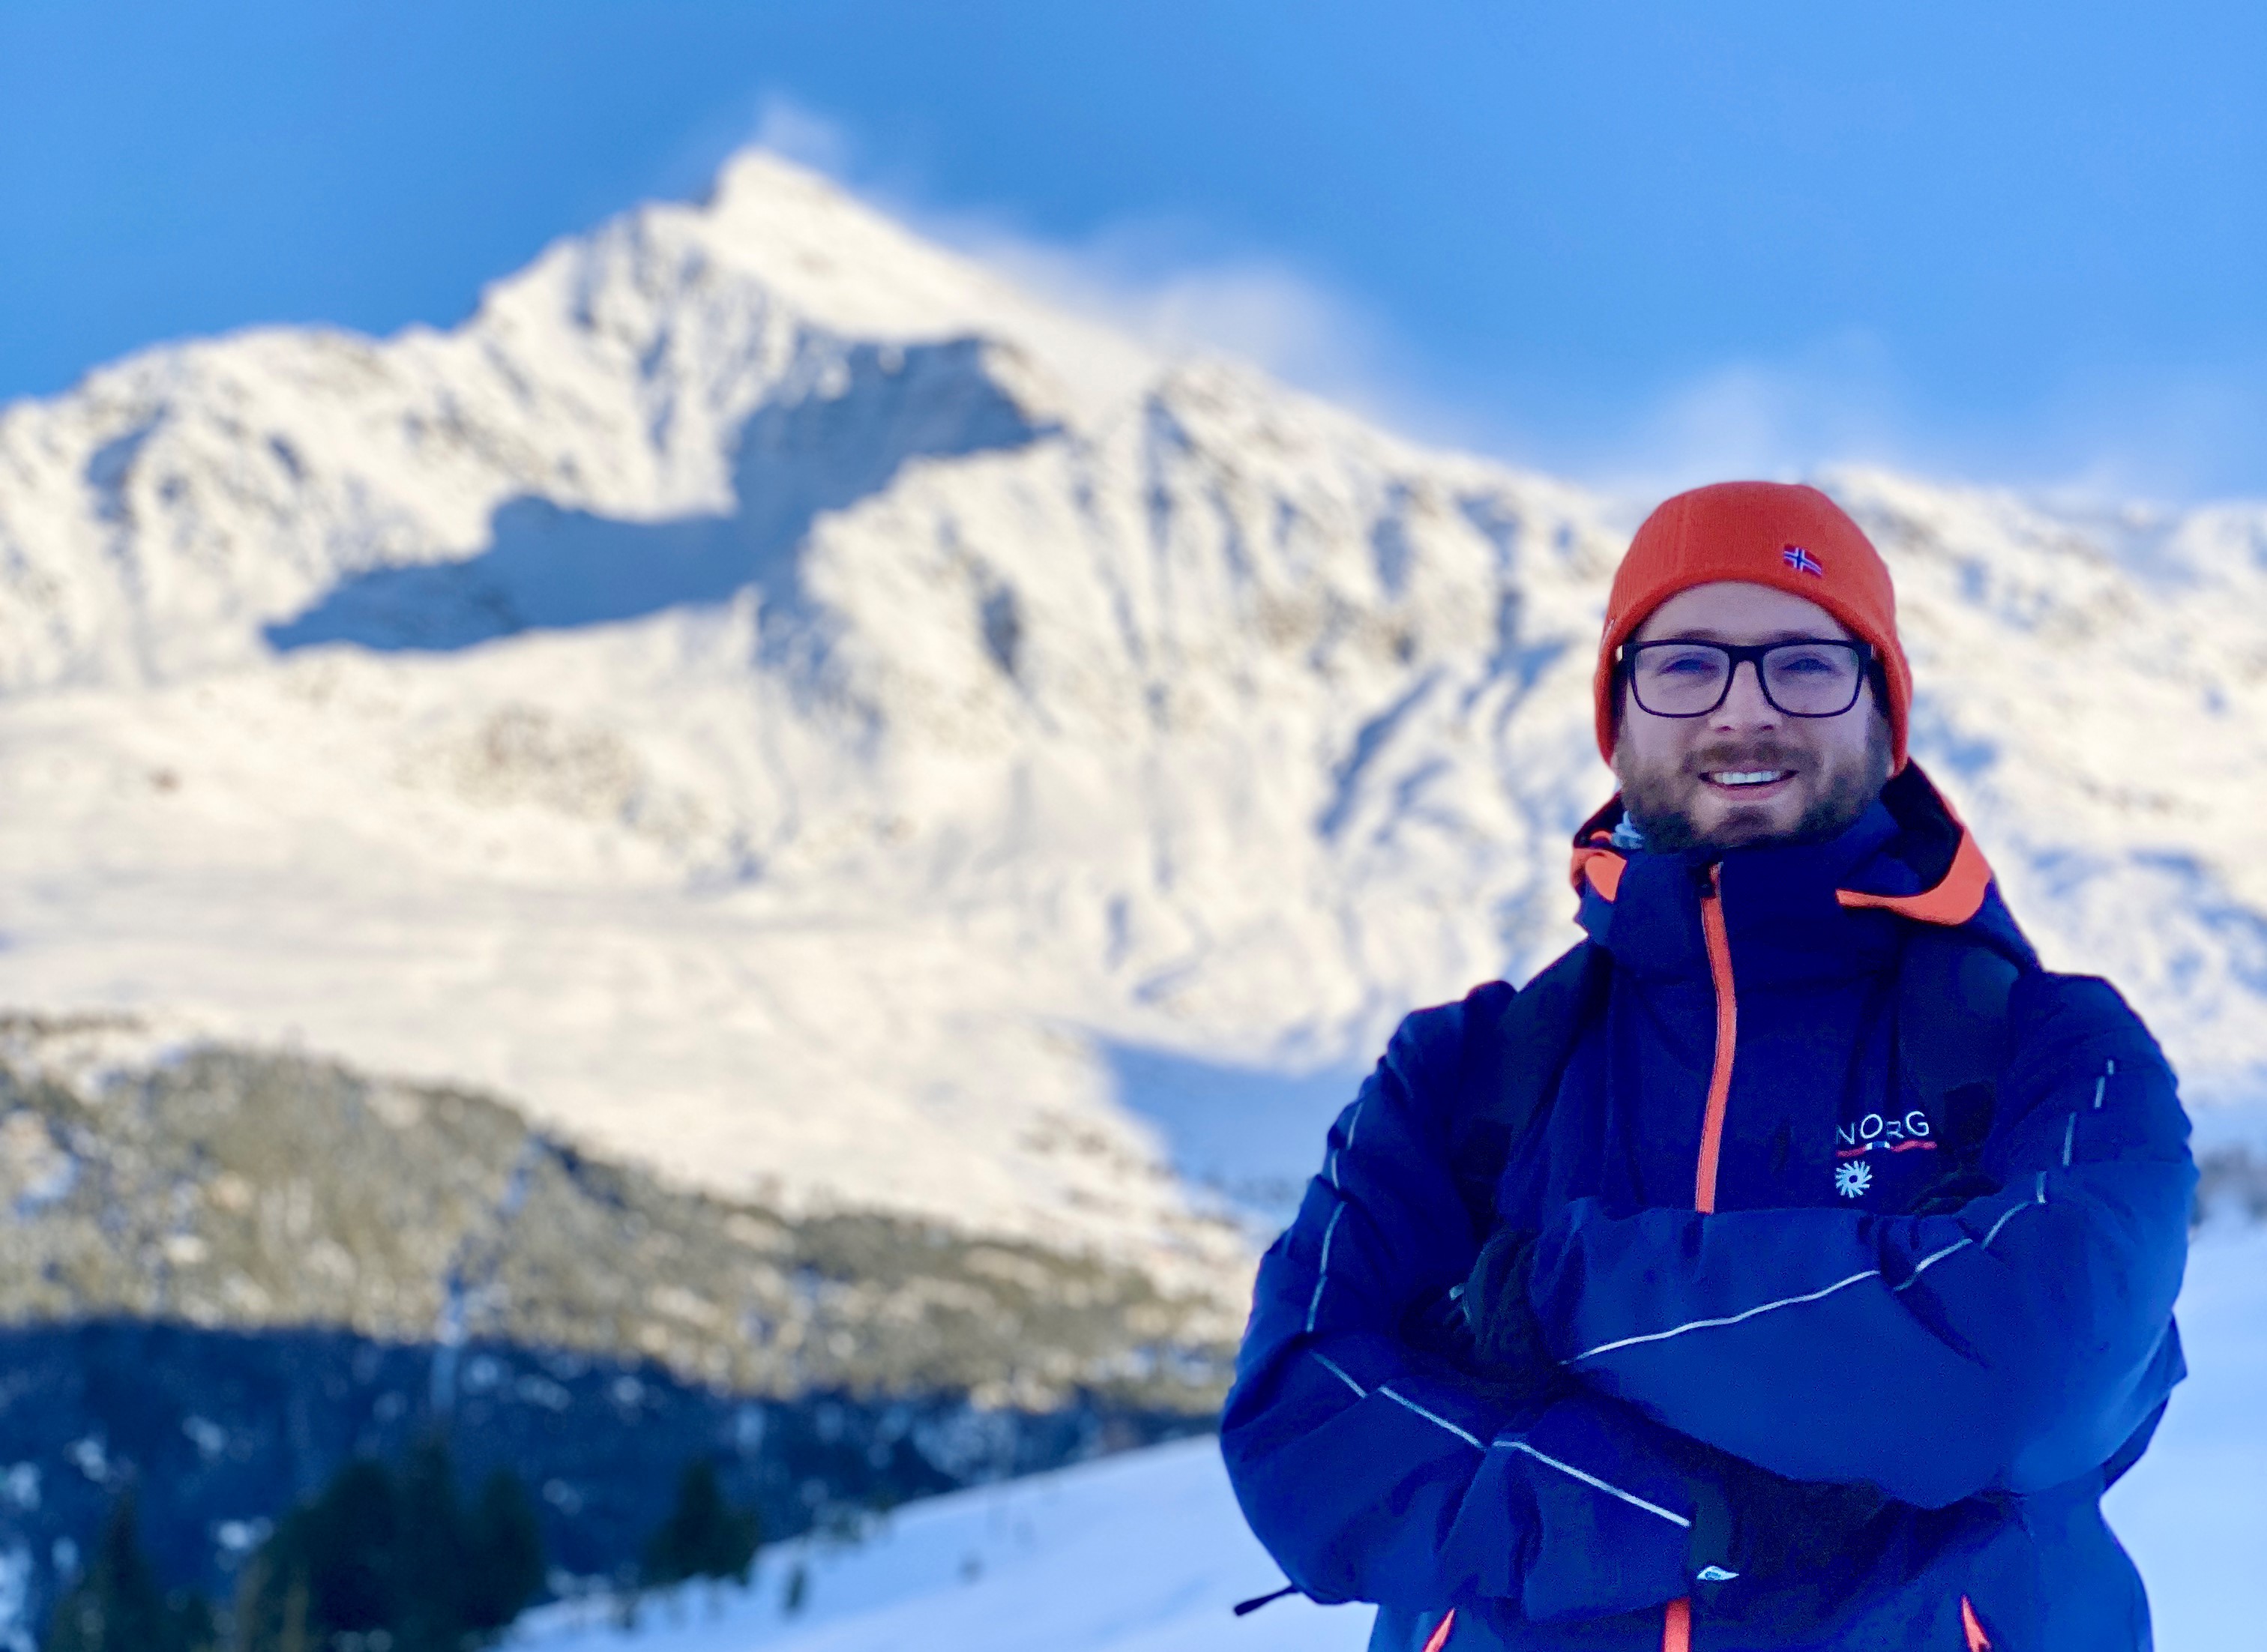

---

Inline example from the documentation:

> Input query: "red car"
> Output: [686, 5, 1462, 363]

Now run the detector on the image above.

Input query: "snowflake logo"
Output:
[1834, 1160, 1872, 1199]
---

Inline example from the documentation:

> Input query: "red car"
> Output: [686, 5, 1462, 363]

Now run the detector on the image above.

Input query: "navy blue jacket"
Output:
[1222, 768, 2194, 1651]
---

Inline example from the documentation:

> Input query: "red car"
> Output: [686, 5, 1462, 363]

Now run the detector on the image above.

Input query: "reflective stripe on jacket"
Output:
[1221, 765, 2194, 1651]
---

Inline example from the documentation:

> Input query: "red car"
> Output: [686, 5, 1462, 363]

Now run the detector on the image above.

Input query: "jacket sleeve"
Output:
[1220, 987, 1725, 1624]
[1526, 971, 2195, 1510]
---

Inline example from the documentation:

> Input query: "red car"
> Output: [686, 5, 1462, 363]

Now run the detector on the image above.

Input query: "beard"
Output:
[1617, 717, 1894, 854]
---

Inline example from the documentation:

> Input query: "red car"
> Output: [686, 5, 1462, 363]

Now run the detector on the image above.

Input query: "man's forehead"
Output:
[1629, 580, 1853, 643]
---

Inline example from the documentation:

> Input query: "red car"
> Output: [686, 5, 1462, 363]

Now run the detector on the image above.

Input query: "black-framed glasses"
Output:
[1620, 638, 1875, 719]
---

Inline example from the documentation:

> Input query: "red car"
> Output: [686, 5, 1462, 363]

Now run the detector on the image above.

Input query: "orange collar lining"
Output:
[1565, 829, 1991, 926]
[1835, 828, 1992, 927]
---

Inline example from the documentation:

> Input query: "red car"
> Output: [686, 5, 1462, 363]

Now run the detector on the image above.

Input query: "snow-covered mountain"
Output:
[3, 151, 2264, 1286]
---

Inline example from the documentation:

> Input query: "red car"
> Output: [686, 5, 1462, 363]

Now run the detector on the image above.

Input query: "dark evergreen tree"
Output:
[640, 1459, 761, 1588]
[236, 1459, 394, 1652]
[296, 1458, 400, 1636]
[43, 1490, 211, 1652]
[394, 1437, 467, 1652]
[169, 1592, 217, 1652]
[238, 1437, 547, 1652]
[459, 1469, 545, 1636]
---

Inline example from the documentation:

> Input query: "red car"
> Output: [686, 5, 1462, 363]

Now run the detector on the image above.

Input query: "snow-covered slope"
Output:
[2, 151, 2265, 1279]
[2102, 1224, 2267, 1651]
[508, 1226, 2266, 1652]
[520, 1436, 1370, 1652]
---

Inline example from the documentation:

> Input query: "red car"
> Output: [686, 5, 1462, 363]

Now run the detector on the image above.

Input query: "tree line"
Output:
[44, 1441, 762, 1651]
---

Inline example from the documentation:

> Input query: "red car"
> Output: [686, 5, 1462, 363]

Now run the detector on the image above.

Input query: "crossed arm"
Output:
[1223, 988, 1719, 1623]
[1525, 971, 2194, 1509]
[1218, 972, 2194, 1621]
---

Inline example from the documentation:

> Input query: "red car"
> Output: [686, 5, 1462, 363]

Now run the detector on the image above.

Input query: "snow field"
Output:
[2101, 1223, 2267, 1651]
[514, 1226, 2262, 1652]
[520, 1435, 1367, 1652]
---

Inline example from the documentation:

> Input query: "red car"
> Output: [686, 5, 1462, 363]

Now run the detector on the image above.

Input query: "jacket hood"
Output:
[1568, 762, 2037, 968]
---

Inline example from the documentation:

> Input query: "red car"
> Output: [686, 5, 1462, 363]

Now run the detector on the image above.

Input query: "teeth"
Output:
[1708, 770, 1790, 787]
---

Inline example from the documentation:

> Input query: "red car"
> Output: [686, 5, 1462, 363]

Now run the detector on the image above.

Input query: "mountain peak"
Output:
[657, 148, 1158, 420]
[1, 154, 2265, 1276]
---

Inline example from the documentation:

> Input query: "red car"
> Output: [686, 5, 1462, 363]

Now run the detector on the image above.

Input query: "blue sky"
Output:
[4, 1, 2263, 500]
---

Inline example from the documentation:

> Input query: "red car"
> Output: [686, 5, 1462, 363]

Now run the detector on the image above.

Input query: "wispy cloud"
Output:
[1573, 334, 1914, 500]
[718, 95, 1472, 440]
[931, 225, 1379, 400]
[745, 97, 857, 179]
[1556, 337, 2267, 510]
[682, 94, 2267, 511]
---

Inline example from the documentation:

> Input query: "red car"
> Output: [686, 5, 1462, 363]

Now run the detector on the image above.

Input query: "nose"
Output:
[1711, 658, 1780, 730]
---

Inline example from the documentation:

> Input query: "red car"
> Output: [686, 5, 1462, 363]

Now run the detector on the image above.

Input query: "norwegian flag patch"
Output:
[1783, 544, 1823, 576]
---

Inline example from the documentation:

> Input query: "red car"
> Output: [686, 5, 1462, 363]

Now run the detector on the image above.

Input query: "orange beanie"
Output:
[1592, 481, 1911, 769]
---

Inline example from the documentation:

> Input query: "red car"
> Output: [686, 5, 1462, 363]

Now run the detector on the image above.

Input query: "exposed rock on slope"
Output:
[0, 1015, 1232, 1413]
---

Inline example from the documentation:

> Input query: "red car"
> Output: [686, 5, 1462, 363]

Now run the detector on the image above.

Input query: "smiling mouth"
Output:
[1703, 769, 1794, 789]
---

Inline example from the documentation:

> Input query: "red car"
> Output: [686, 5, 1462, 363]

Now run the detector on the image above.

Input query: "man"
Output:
[1222, 482, 2193, 1651]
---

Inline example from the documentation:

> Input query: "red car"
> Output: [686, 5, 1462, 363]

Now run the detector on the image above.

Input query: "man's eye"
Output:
[1654, 653, 1719, 677]
[1773, 648, 1845, 676]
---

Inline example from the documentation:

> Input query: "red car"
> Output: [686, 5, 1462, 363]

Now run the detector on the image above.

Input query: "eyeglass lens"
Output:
[1630, 642, 1864, 717]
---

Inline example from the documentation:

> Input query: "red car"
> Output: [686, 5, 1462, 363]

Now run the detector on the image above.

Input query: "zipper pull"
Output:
[1232, 1584, 1300, 1616]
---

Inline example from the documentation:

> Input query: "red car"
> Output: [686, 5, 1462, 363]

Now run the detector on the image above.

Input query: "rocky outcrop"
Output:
[0, 1013, 1234, 1414]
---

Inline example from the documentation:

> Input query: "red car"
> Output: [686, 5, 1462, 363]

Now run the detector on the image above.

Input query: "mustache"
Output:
[1681, 742, 1808, 776]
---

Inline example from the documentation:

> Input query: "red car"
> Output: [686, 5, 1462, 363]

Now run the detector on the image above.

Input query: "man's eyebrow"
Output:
[1636, 627, 1853, 645]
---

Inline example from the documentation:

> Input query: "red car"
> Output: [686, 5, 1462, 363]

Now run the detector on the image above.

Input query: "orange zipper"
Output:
[1663, 866, 1738, 1648]
[1673, 883, 1993, 1652]
[1693, 863, 1737, 1214]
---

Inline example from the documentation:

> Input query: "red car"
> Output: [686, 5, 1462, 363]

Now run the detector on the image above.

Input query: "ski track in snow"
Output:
[512, 1226, 2263, 1652]
[3, 149, 2267, 1290]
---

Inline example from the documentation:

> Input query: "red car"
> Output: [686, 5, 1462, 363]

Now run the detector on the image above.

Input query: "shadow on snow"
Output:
[265, 338, 1055, 654]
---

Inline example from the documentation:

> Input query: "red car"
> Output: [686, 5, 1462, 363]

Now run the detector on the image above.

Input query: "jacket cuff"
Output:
[1511, 1395, 1698, 1622]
